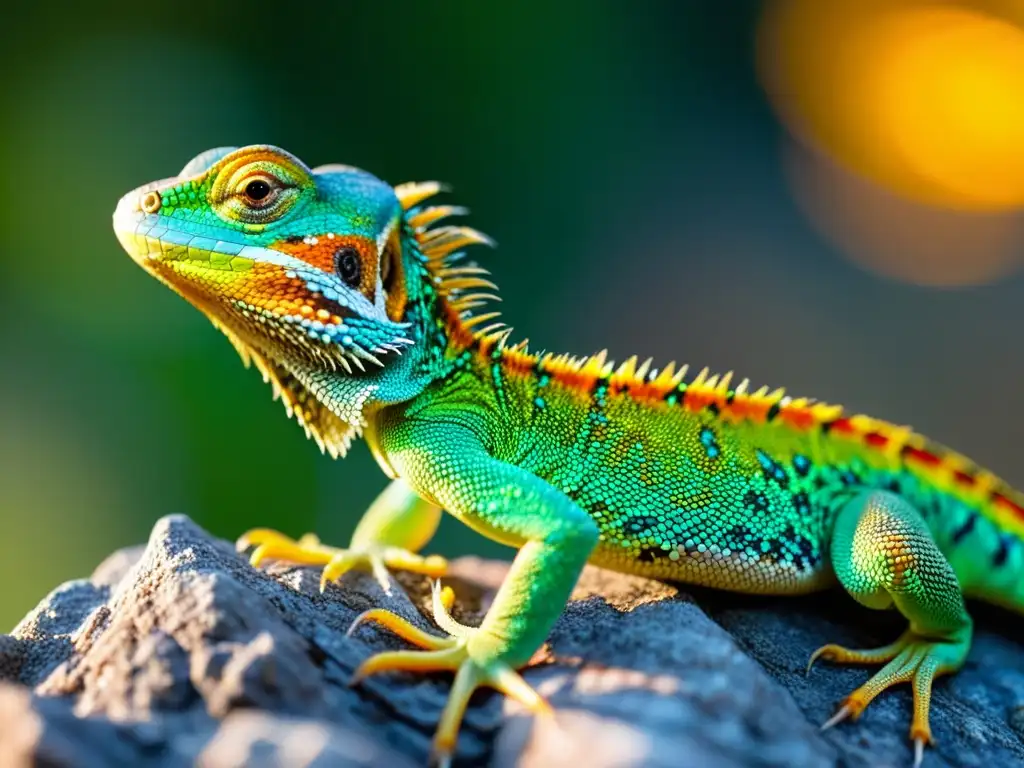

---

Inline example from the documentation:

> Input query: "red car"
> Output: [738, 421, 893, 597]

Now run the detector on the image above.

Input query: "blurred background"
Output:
[1, 0, 1023, 630]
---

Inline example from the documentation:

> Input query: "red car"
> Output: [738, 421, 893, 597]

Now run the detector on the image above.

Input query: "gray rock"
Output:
[0, 514, 1020, 767]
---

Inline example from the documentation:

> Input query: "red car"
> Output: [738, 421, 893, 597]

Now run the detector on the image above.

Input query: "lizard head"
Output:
[114, 145, 499, 453]
[113, 145, 415, 375]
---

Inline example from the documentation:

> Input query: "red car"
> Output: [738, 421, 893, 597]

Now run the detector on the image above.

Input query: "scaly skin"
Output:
[113, 145, 1024, 767]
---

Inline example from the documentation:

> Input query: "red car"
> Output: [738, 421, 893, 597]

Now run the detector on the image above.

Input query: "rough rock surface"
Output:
[0, 514, 1023, 767]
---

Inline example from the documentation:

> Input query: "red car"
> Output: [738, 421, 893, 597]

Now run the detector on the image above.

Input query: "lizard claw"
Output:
[819, 703, 855, 732]
[913, 736, 926, 768]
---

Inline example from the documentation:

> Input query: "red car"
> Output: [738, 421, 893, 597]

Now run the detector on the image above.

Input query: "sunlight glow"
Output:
[759, 0, 1024, 212]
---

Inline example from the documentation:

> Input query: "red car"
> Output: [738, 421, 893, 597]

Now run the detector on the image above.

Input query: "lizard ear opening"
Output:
[381, 227, 407, 322]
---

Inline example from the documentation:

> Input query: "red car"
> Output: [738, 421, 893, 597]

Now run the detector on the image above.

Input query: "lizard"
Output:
[112, 144, 1024, 767]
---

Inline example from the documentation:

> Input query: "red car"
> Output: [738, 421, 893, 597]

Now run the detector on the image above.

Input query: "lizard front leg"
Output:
[348, 420, 599, 766]
[810, 490, 973, 766]
[238, 477, 447, 593]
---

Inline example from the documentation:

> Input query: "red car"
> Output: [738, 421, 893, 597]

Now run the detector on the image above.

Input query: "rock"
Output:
[0, 514, 1020, 767]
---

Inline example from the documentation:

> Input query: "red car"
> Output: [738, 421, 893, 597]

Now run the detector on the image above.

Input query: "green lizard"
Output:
[114, 145, 1023, 767]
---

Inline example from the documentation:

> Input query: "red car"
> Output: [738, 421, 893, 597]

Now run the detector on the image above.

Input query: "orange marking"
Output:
[549, 368, 598, 393]
[729, 398, 773, 423]
[502, 351, 535, 378]
[627, 381, 671, 402]
[683, 389, 721, 413]
[274, 234, 378, 301]
[780, 405, 817, 431]
[442, 305, 477, 350]
[475, 335, 497, 359]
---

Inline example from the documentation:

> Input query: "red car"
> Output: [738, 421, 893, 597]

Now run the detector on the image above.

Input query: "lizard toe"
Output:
[811, 627, 970, 763]
[236, 527, 446, 593]
[349, 579, 551, 763]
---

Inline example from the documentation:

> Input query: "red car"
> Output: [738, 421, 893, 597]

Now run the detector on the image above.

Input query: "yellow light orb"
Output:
[760, 0, 1024, 211]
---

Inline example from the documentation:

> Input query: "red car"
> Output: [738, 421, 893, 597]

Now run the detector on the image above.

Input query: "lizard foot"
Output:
[237, 528, 447, 595]
[348, 581, 552, 768]
[807, 627, 971, 768]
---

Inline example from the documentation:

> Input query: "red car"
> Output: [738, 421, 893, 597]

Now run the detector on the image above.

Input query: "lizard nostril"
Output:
[140, 191, 161, 214]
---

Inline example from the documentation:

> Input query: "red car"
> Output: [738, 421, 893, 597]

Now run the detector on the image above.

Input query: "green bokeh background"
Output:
[1, 1, 1022, 631]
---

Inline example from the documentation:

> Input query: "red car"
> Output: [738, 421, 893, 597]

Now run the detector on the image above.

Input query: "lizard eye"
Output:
[334, 246, 362, 288]
[236, 174, 281, 209]
[209, 151, 307, 225]
[244, 179, 271, 201]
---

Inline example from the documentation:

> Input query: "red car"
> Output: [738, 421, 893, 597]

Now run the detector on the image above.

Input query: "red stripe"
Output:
[993, 493, 1024, 520]
[903, 445, 942, 466]
[952, 470, 975, 487]
[864, 432, 889, 448]
[828, 417, 855, 434]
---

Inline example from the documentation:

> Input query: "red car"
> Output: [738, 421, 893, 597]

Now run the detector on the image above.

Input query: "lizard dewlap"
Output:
[114, 145, 1024, 768]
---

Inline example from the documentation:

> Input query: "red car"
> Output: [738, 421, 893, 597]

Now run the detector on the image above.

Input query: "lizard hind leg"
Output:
[810, 490, 972, 767]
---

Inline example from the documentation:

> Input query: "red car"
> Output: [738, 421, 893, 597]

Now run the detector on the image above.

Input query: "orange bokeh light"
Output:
[759, 0, 1024, 212]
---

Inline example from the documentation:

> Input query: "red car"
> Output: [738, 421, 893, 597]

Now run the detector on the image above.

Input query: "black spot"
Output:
[706, 402, 720, 416]
[792, 491, 812, 515]
[699, 427, 721, 459]
[766, 402, 781, 422]
[728, 524, 756, 543]
[743, 490, 770, 513]
[285, 235, 303, 244]
[839, 469, 860, 486]
[951, 513, 977, 544]
[792, 454, 811, 477]
[994, 536, 1013, 567]
[638, 547, 664, 563]
[756, 449, 790, 488]
[763, 524, 821, 571]
[794, 535, 820, 568]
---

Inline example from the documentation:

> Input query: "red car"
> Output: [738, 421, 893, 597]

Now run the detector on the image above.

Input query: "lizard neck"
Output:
[283, 229, 476, 427]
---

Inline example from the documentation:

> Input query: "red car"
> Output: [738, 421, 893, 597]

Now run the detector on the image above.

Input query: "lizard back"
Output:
[427, 335, 1024, 604]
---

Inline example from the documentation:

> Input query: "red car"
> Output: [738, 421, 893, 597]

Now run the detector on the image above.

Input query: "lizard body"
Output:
[114, 145, 1024, 766]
